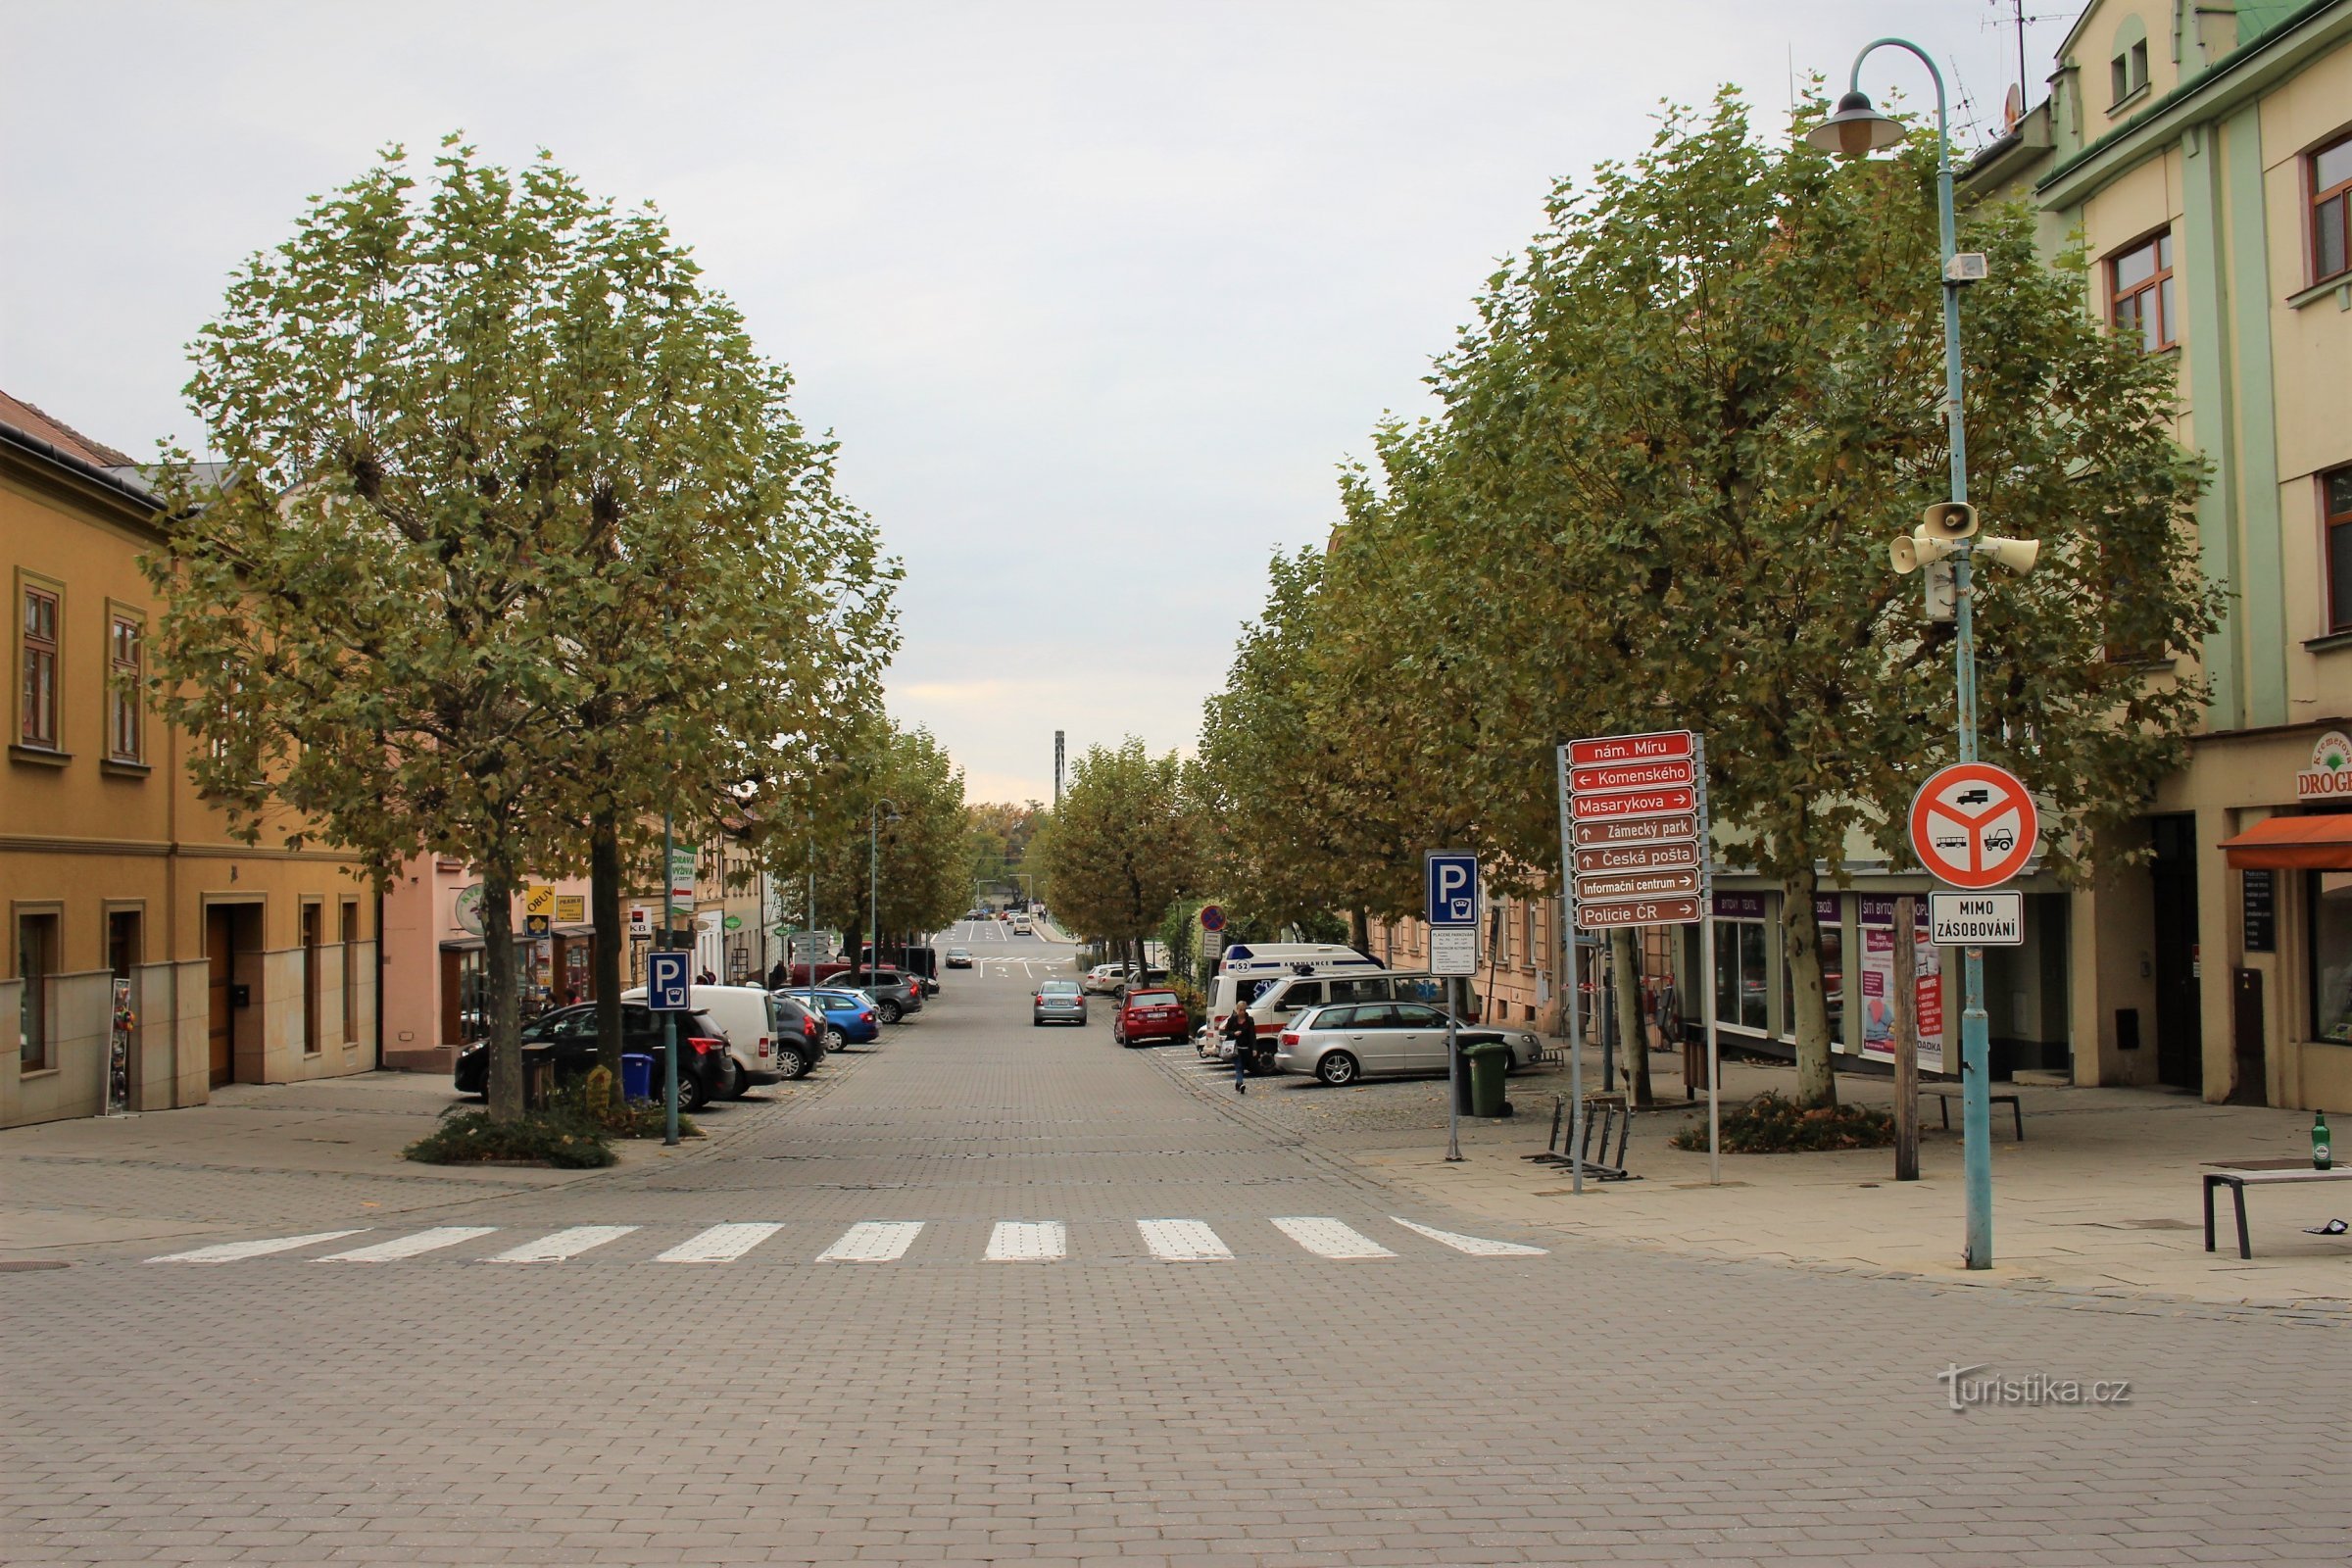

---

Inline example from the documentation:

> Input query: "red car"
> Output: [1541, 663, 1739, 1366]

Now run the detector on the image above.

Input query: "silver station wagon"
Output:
[1273, 1001, 1540, 1087]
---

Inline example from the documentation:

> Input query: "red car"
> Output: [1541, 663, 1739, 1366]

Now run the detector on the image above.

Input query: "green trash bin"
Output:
[1462, 1042, 1512, 1118]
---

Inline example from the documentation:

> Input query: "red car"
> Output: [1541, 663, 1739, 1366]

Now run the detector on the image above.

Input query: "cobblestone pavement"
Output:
[4, 932, 2345, 1565]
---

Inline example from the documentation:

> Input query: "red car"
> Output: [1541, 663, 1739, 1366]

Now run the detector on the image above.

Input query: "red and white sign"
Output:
[1907, 762, 2037, 890]
[1567, 730, 1693, 768]
[1570, 786, 1696, 822]
[2294, 731, 2352, 799]
[1571, 758, 1695, 795]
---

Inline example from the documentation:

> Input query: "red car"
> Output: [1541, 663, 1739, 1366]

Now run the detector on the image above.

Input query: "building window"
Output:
[2110, 37, 2148, 105]
[107, 612, 143, 762]
[340, 901, 360, 1047]
[2310, 871, 2352, 1044]
[108, 909, 141, 980]
[2312, 133, 2352, 285]
[301, 903, 323, 1055]
[21, 584, 60, 749]
[2327, 467, 2352, 634]
[1712, 896, 1770, 1035]
[2109, 231, 2176, 353]
[1522, 904, 1538, 971]
[18, 911, 59, 1068]
[1782, 896, 1844, 1043]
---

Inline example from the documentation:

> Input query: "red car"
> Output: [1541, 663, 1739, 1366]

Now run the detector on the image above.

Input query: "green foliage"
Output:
[405, 1107, 617, 1168]
[1670, 1092, 1895, 1153]
[1030, 741, 1202, 951]
[760, 717, 969, 944]
[546, 1077, 699, 1140]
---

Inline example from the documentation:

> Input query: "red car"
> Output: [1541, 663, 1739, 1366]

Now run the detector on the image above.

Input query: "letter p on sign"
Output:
[1426, 851, 1479, 927]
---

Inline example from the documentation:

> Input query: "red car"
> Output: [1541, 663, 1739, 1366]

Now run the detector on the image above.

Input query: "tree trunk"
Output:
[591, 811, 624, 1082]
[481, 864, 524, 1123]
[1891, 894, 1920, 1182]
[1349, 906, 1369, 955]
[1611, 925, 1652, 1107]
[1782, 865, 1838, 1108]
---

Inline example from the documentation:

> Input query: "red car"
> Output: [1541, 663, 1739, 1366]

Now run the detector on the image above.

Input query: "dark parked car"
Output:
[831, 967, 925, 1023]
[453, 1002, 732, 1112]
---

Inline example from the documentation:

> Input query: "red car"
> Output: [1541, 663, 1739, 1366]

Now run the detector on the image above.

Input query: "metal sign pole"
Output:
[662, 808, 679, 1147]
[1445, 979, 1462, 1162]
[1694, 736, 1719, 1185]
[1555, 745, 1583, 1195]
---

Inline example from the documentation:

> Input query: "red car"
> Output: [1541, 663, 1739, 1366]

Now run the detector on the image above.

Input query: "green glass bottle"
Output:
[2315, 1110, 2332, 1172]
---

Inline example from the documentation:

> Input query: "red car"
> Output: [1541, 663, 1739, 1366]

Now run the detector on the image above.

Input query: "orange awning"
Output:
[2218, 814, 2352, 870]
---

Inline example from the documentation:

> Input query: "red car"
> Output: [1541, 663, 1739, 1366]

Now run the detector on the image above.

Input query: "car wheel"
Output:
[1315, 1051, 1360, 1087]
[823, 1026, 846, 1051]
[677, 1074, 710, 1113]
[724, 1058, 751, 1099]
[775, 1045, 810, 1081]
[876, 1001, 903, 1025]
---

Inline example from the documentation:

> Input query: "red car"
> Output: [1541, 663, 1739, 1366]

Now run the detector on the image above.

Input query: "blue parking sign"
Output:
[1425, 851, 1478, 928]
[647, 951, 692, 1011]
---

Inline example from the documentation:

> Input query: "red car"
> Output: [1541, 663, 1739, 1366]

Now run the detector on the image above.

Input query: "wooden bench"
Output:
[1922, 1085, 2025, 1141]
[2202, 1158, 2352, 1259]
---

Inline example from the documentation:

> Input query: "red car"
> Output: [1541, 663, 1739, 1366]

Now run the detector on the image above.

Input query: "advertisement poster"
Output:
[1858, 896, 1943, 1073]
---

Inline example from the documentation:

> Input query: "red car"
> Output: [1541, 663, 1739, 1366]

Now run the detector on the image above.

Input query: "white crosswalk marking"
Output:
[148, 1229, 367, 1263]
[1389, 1217, 1547, 1256]
[657, 1223, 784, 1263]
[486, 1225, 637, 1263]
[318, 1227, 497, 1262]
[817, 1220, 924, 1262]
[1138, 1219, 1231, 1261]
[986, 1220, 1066, 1261]
[1271, 1217, 1396, 1259]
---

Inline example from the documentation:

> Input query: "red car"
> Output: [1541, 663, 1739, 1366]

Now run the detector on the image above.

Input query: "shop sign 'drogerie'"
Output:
[2294, 730, 2352, 800]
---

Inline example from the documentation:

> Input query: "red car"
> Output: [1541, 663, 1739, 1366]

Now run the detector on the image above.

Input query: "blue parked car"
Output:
[778, 987, 881, 1049]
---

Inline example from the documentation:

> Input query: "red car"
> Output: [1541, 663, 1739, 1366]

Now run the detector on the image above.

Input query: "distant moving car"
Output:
[830, 966, 925, 1024]
[1031, 979, 1087, 1026]
[1272, 1002, 1541, 1088]
[454, 1002, 731, 1111]
[945, 948, 974, 969]
[1111, 988, 1190, 1048]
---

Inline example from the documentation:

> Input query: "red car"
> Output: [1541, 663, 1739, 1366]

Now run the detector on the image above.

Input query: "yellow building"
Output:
[1962, 0, 2352, 1110]
[3, 392, 377, 1127]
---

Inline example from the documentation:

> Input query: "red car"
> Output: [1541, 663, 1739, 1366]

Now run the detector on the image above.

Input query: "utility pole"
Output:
[1054, 730, 1064, 809]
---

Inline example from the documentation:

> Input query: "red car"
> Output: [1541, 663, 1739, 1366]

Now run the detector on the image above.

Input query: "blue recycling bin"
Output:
[620, 1053, 655, 1102]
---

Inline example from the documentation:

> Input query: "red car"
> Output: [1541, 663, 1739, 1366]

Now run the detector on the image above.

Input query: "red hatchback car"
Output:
[1113, 988, 1192, 1048]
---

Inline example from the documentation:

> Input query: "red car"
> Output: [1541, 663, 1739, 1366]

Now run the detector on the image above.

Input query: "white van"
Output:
[1207, 943, 1384, 1039]
[1242, 969, 1456, 1038]
[619, 984, 814, 1095]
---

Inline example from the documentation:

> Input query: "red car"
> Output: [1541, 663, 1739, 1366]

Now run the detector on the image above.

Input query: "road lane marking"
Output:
[1138, 1219, 1231, 1261]
[317, 1227, 498, 1262]
[986, 1220, 1066, 1261]
[485, 1225, 637, 1262]
[1271, 1217, 1395, 1259]
[817, 1220, 924, 1262]
[657, 1223, 785, 1263]
[148, 1229, 368, 1263]
[1389, 1217, 1547, 1256]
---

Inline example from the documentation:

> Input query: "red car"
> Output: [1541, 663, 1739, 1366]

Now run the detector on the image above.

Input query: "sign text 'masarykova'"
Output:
[1570, 786, 1696, 822]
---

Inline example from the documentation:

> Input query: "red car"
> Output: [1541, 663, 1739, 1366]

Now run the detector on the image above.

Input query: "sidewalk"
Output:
[1170, 1043, 2351, 1311]
[0, 1065, 834, 1256]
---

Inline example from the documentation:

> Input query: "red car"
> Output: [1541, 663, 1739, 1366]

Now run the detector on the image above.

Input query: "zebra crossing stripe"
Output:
[657, 1223, 784, 1263]
[318, 1227, 498, 1262]
[148, 1230, 368, 1263]
[817, 1220, 924, 1262]
[985, 1220, 1066, 1261]
[1138, 1219, 1231, 1261]
[1271, 1217, 1395, 1259]
[485, 1225, 637, 1262]
[1389, 1217, 1546, 1256]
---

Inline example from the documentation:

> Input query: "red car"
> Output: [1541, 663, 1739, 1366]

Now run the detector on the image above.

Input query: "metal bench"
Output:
[2201, 1158, 2352, 1258]
[1922, 1084, 2024, 1141]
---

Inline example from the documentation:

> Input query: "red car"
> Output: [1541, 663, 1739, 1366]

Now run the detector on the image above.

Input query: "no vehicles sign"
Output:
[1908, 762, 2037, 891]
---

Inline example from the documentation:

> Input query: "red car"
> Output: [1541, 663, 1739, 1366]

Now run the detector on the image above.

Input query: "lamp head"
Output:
[1807, 89, 1905, 158]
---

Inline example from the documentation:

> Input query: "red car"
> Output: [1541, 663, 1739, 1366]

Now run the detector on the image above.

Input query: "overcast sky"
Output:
[2, 1, 2072, 804]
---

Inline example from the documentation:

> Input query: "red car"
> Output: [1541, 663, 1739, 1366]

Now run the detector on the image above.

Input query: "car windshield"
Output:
[1127, 990, 1177, 1006]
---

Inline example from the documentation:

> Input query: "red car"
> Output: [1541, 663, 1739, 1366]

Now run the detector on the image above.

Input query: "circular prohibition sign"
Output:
[1908, 762, 2039, 890]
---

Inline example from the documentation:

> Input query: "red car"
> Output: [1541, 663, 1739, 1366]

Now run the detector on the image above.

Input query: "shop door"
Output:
[205, 906, 235, 1086]
[2149, 815, 2202, 1093]
[2230, 967, 2267, 1105]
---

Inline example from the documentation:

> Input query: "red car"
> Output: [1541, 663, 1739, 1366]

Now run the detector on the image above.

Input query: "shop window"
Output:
[107, 612, 143, 763]
[2326, 466, 2352, 634]
[18, 911, 59, 1068]
[21, 583, 60, 750]
[340, 902, 360, 1046]
[2109, 231, 2175, 354]
[2310, 871, 2352, 1044]
[1782, 896, 1844, 1041]
[1712, 896, 1770, 1035]
[2311, 132, 2351, 286]
[300, 904, 323, 1054]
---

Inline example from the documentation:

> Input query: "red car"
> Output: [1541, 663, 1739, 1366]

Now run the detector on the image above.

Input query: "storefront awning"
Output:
[2219, 814, 2352, 870]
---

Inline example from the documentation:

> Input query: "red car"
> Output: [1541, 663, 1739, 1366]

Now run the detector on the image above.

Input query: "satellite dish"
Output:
[2002, 83, 2025, 133]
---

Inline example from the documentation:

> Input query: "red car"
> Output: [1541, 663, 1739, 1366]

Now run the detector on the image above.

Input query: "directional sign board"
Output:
[1929, 891, 2024, 947]
[1908, 762, 2037, 891]
[1561, 732, 1707, 930]
[1425, 851, 1479, 928]
[646, 950, 692, 1011]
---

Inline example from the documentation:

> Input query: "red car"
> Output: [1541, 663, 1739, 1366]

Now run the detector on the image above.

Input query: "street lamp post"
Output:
[868, 798, 900, 977]
[1809, 40, 1995, 1268]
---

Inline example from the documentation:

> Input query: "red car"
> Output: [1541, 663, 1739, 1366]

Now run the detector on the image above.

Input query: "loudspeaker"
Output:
[1919, 501, 1979, 542]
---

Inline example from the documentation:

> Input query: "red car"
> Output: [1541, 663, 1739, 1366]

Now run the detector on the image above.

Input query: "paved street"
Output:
[4, 927, 2345, 1566]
